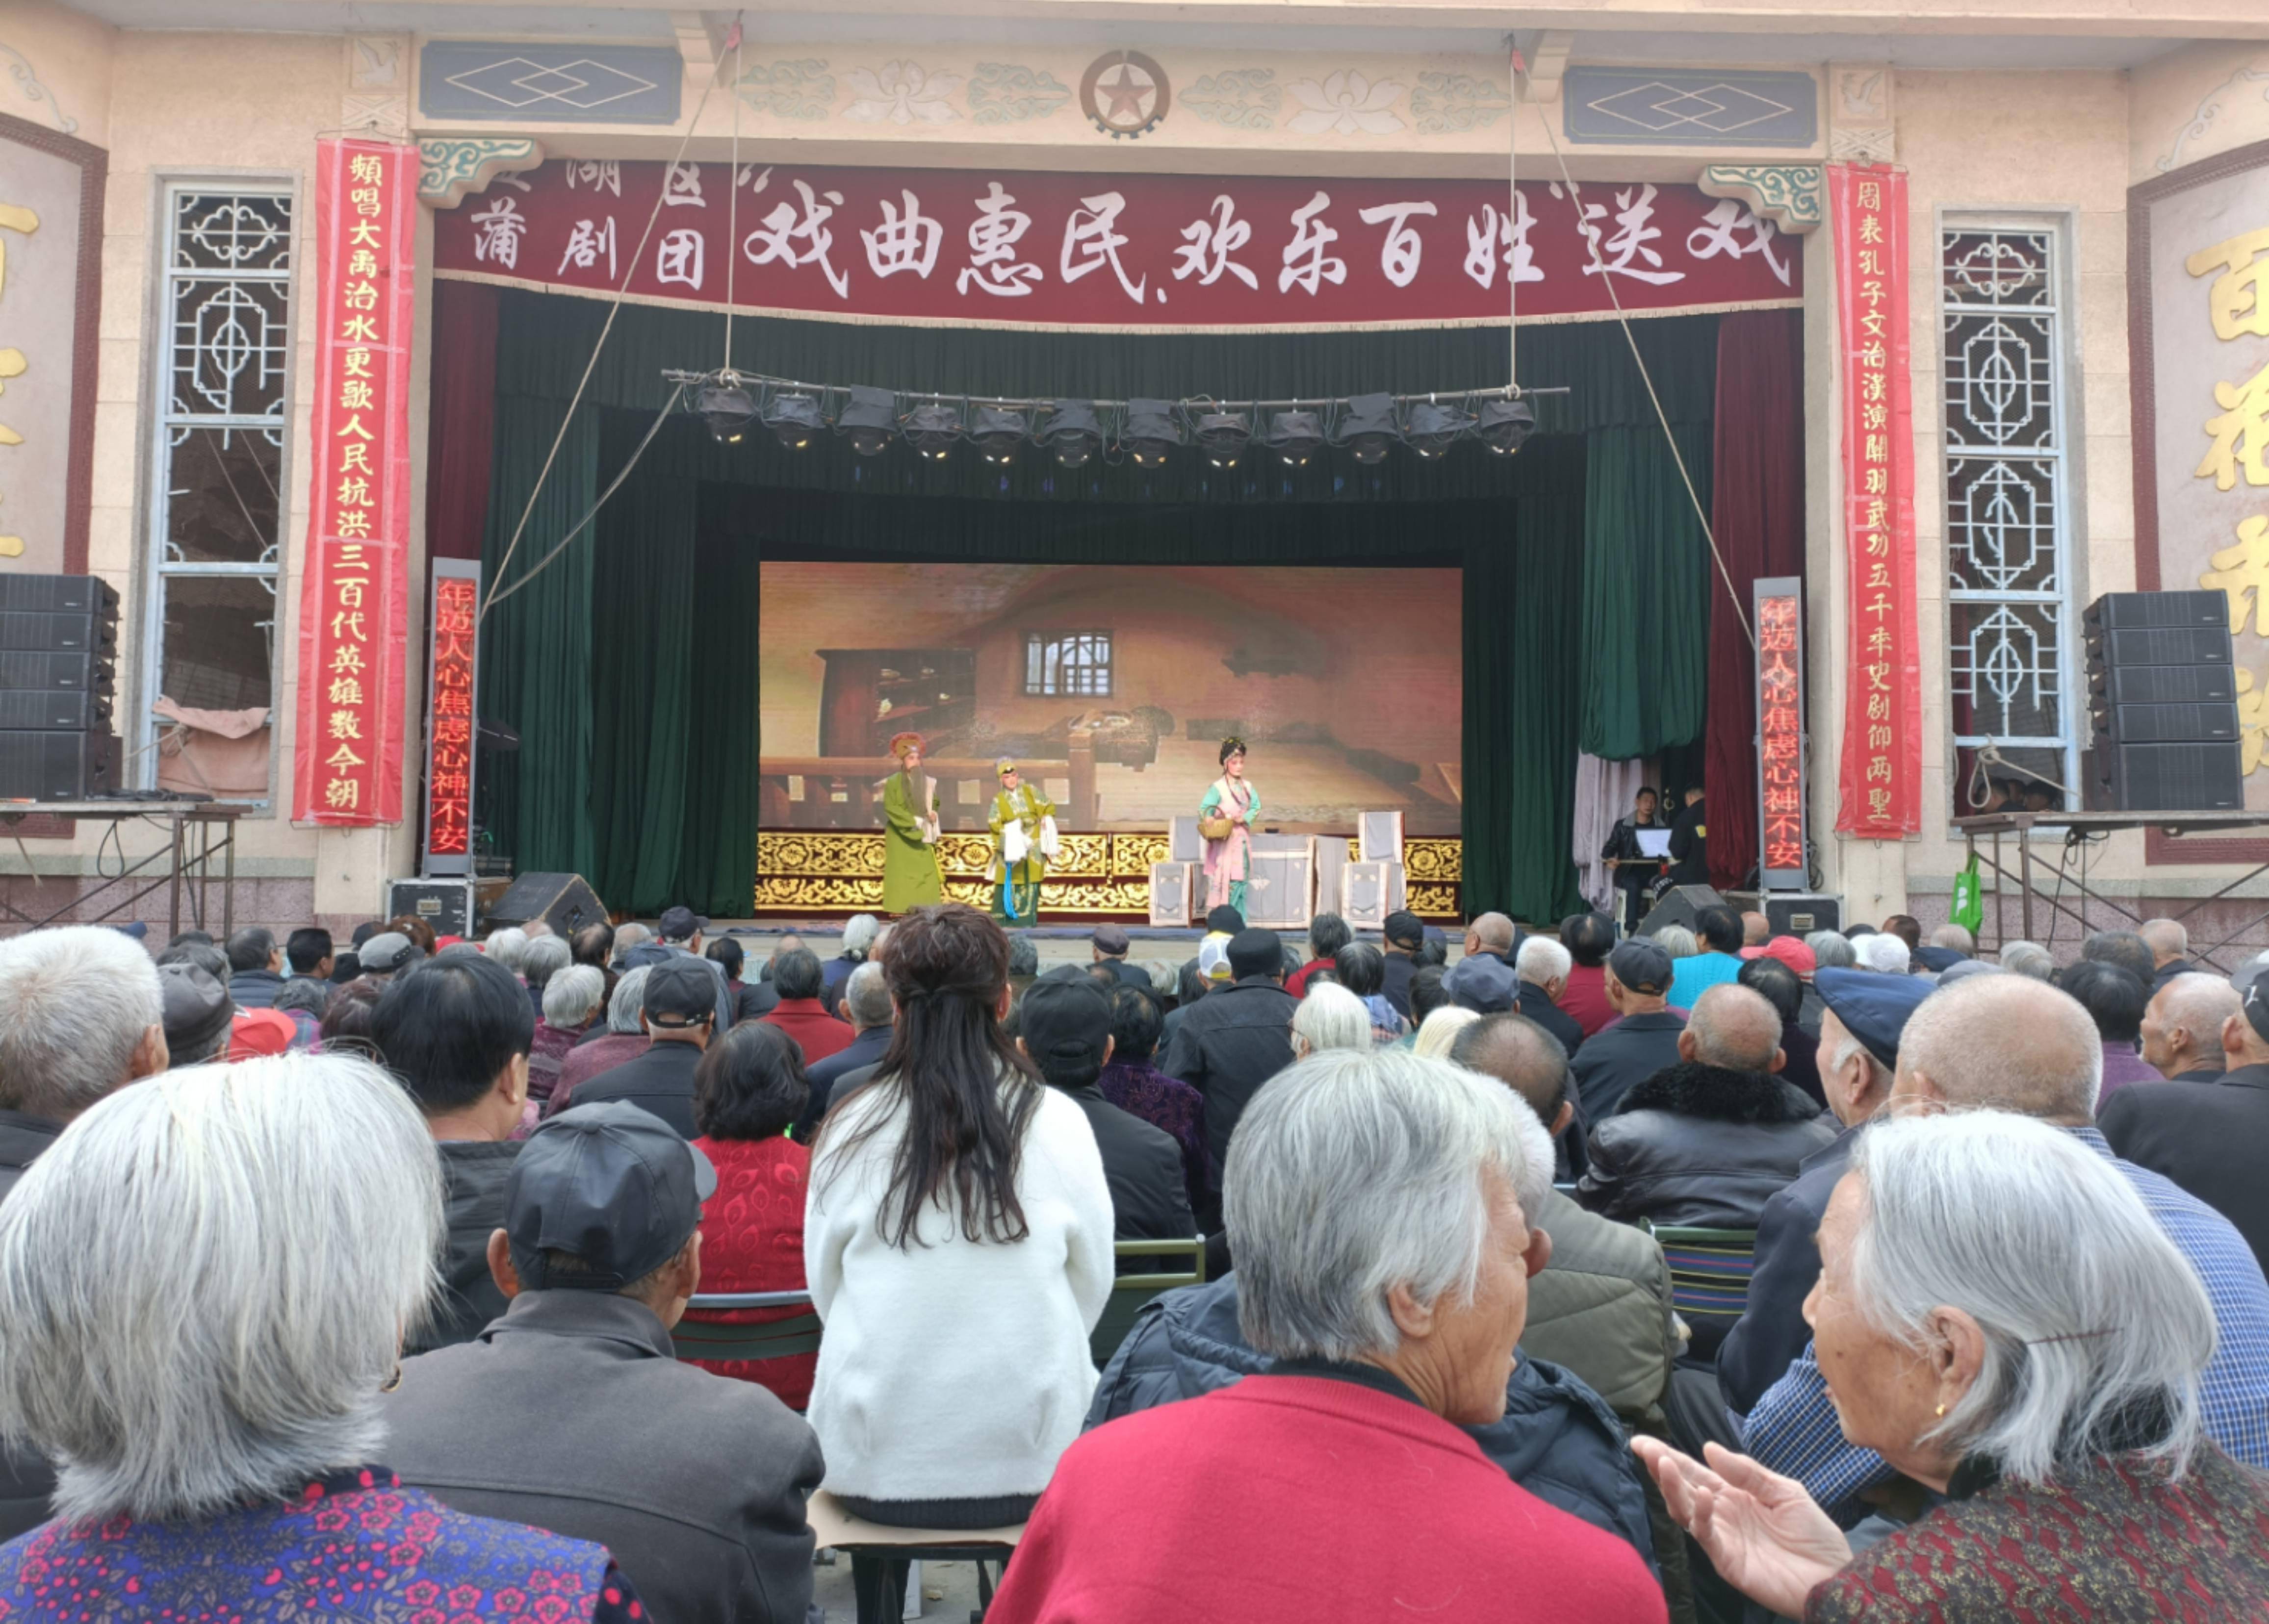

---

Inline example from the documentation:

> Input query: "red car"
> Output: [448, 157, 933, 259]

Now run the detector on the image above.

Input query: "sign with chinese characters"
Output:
[422, 560, 479, 873]
[433, 160, 1801, 330]
[292, 139, 415, 826]
[2132, 144, 2269, 852]
[0, 117, 103, 573]
[1754, 577, 1807, 888]
[1829, 162, 1919, 839]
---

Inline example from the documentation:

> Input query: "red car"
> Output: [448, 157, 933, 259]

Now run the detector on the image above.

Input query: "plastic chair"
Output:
[1090, 1236, 1206, 1369]
[671, 1288, 823, 1363]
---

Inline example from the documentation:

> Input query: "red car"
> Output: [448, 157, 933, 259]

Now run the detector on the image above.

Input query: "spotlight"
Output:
[1194, 411, 1251, 469]
[1261, 408, 1326, 468]
[1475, 397, 1537, 457]
[971, 406, 1029, 465]
[1334, 392, 1400, 465]
[1037, 402, 1104, 469]
[698, 382, 756, 445]
[903, 402, 962, 461]
[837, 385, 898, 457]
[761, 390, 825, 451]
[1121, 398, 1182, 467]
[1404, 400, 1474, 459]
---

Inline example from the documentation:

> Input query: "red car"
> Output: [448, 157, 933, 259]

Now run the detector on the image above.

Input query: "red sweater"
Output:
[760, 999, 855, 1066]
[1561, 964, 1620, 1038]
[987, 1374, 1665, 1624]
[683, 1134, 815, 1408]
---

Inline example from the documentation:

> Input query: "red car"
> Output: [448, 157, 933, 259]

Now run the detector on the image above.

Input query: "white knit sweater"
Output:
[804, 1076, 1114, 1502]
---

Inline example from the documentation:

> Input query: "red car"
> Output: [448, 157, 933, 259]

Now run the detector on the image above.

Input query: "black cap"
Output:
[1091, 923, 1131, 956]
[659, 906, 707, 941]
[1607, 938, 1674, 997]
[1205, 906, 1246, 935]
[157, 961, 232, 1057]
[643, 957, 716, 1026]
[1018, 976, 1112, 1081]
[506, 1102, 718, 1290]
[1814, 966, 1936, 1069]
[1383, 911, 1426, 949]
[1227, 927, 1282, 981]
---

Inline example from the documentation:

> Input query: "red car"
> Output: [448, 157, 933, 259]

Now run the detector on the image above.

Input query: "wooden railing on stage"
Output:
[760, 728, 1097, 832]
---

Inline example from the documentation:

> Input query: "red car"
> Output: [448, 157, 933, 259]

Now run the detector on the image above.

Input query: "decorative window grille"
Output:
[1941, 226, 2076, 814]
[1024, 630, 1113, 697]
[142, 186, 294, 793]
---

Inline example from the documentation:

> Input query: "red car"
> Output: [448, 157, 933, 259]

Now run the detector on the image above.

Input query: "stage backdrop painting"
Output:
[759, 561, 1462, 838]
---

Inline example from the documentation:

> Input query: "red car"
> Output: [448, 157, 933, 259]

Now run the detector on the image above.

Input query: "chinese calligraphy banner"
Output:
[1755, 577, 1808, 887]
[423, 560, 479, 872]
[292, 138, 415, 826]
[1829, 163, 1920, 838]
[433, 160, 1802, 331]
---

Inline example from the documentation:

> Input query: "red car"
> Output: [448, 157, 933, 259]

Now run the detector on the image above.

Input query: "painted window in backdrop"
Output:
[143, 185, 295, 797]
[1941, 222, 2079, 817]
[1025, 630, 1114, 697]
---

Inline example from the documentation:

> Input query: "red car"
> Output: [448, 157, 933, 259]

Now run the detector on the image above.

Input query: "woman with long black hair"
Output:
[806, 903, 1112, 1576]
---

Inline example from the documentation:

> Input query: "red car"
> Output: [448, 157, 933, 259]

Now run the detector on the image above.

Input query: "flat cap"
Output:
[1814, 965, 1934, 1069]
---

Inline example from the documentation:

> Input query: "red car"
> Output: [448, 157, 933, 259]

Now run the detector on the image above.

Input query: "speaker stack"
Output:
[0, 576, 121, 801]
[2083, 591, 2243, 812]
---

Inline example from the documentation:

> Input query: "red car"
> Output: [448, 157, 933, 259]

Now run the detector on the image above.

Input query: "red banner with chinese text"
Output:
[1755, 581, 1808, 884]
[293, 139, 415, 826]
[423, 563, 479, 870]
[1829, 164, 1920, 838]
[432, 161, 1801, 331]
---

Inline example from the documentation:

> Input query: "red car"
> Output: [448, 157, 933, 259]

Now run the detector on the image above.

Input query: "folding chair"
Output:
[1090, 1236, 1206, 1369]
[670, 1289, 823, 1363]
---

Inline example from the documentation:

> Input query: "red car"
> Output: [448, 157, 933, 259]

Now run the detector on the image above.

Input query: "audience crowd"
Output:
[0, 892, 2266, 1623]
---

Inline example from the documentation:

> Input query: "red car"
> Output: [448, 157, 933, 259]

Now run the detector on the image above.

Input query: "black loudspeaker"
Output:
[385, 879, 478, 939]
[2082, 590, 2226, 632]
[0, 690, 109, 731]
[2100, 702, 2240, 744]
[484, 871, 607, 936]
[2090, 742, 2245, 812]
[1637, 884, 1728, 936]
[2090, 626, 2232, 667]
[2090, 663, 2236, 705]
[0, 576, 119, 616]
[0, 730, 119, 799]
[2083, 590, 2244, 812]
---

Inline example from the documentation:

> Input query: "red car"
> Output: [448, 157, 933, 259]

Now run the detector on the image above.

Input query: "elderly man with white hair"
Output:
[1005, 1048, 1666, 1624]
[1740, 971, 2269, 1524]
[822, 911, 882, 1010]
[1511, 934, 1587, 1058]
[1639, 1110, 2269, 1622]
[0, 1054, 645, 1622]
[1289, 980, 1372, 1057]
[2140, 915, 2201, 990]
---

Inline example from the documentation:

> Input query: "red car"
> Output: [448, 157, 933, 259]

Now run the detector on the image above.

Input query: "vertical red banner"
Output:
[293, 138, 416, 825]
[1829, 162, 1920, 838]
[1755, 579, 1808, 886]
[423, 561, 480, 872]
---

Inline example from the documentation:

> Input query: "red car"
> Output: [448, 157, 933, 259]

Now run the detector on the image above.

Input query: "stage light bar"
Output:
[762, 390, 825, 451]
[837, 385, 898, 457]
[1122, 398, 1182, 467]
[971, 406, 1029, 465]
[1194, 411, 1252, 469]
[904, 402, 963, 461]
[1335, 392, 1401, 466]
[1038, 402, 1104, 469]
[698, 382, 757, 445]
[1475, 397, 1537, 456]
[1262, 408, 1325, 468]
[1405, 400, 1474, 459]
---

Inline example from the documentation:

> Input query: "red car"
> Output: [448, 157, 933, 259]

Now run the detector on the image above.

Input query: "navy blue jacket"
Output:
[1716, 1123, 1859, 1415]
[1086, 1272, 1657, 1571]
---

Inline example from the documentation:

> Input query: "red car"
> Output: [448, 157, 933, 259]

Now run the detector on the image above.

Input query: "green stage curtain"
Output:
[1578, 421, 1716, 761]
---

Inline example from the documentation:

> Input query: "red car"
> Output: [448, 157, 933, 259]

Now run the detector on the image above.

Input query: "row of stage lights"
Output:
[678, 375, 1542, 470]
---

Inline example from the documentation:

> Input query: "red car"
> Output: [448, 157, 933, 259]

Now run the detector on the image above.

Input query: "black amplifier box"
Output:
[0, 730, 120, 800]
[2092, 702, 2241, 744]
[2089, 663, 2236, 706]
[2083, 591, 2226, 632]
[0, 611, 118, 655]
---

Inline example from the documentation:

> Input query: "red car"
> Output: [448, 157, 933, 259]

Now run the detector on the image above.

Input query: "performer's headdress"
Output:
[995, 757, 1018, 778]
[888, 731, 926, 761]
[1218, 736, 1248, 765]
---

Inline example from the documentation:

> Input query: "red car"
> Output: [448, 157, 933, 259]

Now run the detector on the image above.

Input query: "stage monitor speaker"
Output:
[483, 870, 606, 936]
[2092, 701, 2240, 744]
[2089, 663, 2236, 706]
[384, 878, 477, 940]
[0, 575, 119, 617]
[2082, 591, 2225, 633]
[2089, 741, 2244, 812]
[0, 730, 118, 800]
[1637, 884, 1728, 937]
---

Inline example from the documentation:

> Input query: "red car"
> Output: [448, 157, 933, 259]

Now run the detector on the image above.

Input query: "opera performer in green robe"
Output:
[880, 731, 943, 915]
[987, 758, 1056, 925]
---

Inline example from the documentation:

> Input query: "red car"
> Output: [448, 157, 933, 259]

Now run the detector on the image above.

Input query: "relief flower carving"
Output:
[843, 60, 965, 125]
[1286, 71, 1405, 136]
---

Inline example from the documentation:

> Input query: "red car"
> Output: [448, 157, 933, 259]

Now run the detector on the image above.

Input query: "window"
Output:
[143, 186, 293, 793]
[1024, 630, 1112, 697]
[1940, 225, 2077, 815]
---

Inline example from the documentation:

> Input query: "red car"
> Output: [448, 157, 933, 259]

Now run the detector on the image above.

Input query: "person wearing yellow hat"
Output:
[987, 758, 1056, 925]
[880, 732, 943, 915]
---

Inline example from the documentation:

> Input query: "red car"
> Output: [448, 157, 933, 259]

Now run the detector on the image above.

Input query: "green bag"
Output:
[1950, 852, 1984, 936]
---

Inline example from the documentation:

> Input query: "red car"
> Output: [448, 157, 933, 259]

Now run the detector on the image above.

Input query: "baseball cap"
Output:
[358, 932, 420, 975]
[1383, 911, 1426, 950]
[1814, 966, 1936, 1069]
[1444, 952, 1517, 1014]
[1607, 938, 1674, 998]
[642, 957, 716, 1027]
[659, 906, 707, 941]
[1226, 927, 1282, 982]
[1091, 923, 1131, 956]
[1018, 976, 1112, 1081]
[1739, 936, 1819, 978]
[1197, 937, 1234, 982]
[2243, 974, 2269, 1044]
[506, 1102, 718, 1291]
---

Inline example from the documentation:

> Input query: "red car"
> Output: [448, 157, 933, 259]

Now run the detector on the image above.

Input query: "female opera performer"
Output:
[987, 758, 1055, 924]
[1601, 784, 1667, 935]
[1198, 737, 1260, 917]
[880, 731, 943, 915]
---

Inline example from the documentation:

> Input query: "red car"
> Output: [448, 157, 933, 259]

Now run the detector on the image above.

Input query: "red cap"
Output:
[228, 1008, 298, 1062]
[1741, 936, 1819, 978]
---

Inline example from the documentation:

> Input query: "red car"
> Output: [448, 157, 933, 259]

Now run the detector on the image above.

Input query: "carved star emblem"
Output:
[1099, 64, 1153, 122]
[1080, 51, 1171, 139]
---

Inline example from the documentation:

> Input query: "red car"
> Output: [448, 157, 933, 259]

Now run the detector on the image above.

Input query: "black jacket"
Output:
[2099, 1063, 2269, 1274]
[1086, 1273, 1656, 1571]
[737, 980, 781, 1021]
[229, 966, 286, 1009]
[1158, 976, 1298, 1168]
[0, 1111, 60, 1540]
[797, 1024, 890, 1140]
[1579, 1062, 1835, 1234]
[1096, 958, 1153, 990]
[1667, 797, 1708, 886]
[410, 1140, 520, 1357]
[1601, 817, 1665, 889]
[1379, 950, 1417, 1020]
[1570, 1009, 1688, 1123]
[1516, 982, 1586, 1059]
[573, 1039, 704, 1138]
[2152, 957, 2202, 992]
[389, 1290, 825, 1624]
[1054, 1082, 1196, 1243]
[1715, 1123, 1858, 1414]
